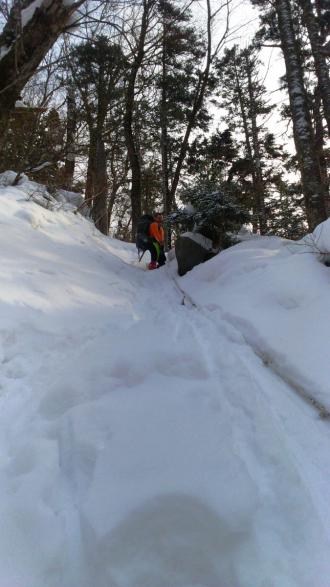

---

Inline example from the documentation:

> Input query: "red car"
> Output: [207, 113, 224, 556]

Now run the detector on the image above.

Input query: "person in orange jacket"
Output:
[148, 212, 166, 270]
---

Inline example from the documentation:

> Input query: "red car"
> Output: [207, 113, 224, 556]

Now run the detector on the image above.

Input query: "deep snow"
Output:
[0, 177, 330, 587]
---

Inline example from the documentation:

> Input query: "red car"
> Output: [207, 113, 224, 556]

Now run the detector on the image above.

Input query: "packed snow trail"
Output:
[1, 184, 330, 586]
[82, 264, 330, 587]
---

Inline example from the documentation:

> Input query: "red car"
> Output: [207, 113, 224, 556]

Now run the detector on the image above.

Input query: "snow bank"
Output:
[0, 171, 84, 212]
[305, 218, 330, 259]
[0, 178, 330, 587]
[179, 228, 330, 412]
[0, 180, 140, 586]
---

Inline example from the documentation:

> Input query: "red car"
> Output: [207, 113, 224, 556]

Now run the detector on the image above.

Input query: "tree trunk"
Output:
[312, 87, 330, 215]
[0, 0, 84, 122]
[160, 21, 171, 248]
[297, 0, 330, 135]
[85, 131, 97, 207]
[168, 0, 213, 205]
[275, 0, 327, 229]
[62, 86, 77, 190]
[91, 137, 108, 235]
[124, 0, 153, 240]
[108, 190, 117, 229]
[233, 60, 265, 233]
[245, 55, 267, 234]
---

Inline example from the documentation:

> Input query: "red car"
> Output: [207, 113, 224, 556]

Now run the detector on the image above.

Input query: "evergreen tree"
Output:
[0, 105, 65, 186]
[216, 44, 280, 233]
[186, 129, 239, 186]
[167, 180, 249, 248]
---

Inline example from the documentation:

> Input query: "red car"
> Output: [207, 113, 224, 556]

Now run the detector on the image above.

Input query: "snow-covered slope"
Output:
[180, 229, 330, 414]
[0, 178, 330, 587]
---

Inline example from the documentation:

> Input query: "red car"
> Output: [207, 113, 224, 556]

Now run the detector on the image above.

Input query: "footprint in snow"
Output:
[85, 494, 246, 587]
[39, 384, 85, 419]
[38, 268, 57, 276]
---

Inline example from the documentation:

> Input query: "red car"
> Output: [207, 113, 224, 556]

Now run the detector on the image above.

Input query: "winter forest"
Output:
[0, 0, 329, 239]
[0, 0, 330, 586]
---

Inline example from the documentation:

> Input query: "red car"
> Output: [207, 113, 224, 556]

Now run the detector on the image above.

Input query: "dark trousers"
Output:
[158, 245, 166, 266]
[147, 240, 166, 265]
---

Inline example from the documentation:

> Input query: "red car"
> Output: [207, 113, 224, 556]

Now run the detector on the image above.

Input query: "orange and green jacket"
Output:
[149, 222, 164, 244]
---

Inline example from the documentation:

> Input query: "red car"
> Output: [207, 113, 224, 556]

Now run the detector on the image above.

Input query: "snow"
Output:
[180, 233, 330, 413]
[307, 218, 330, 255]
[55, 188, 84, 208]
[0, 44, 10, 60]
[21, 0, 43, 28]
[19, 0, 78, 29]
[15, 99, 28, 108]
[181, 231, 213, 250]
[0, 176, 330, 586]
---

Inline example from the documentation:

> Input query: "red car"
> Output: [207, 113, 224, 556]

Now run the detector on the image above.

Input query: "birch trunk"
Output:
[275, 0, 327, 229]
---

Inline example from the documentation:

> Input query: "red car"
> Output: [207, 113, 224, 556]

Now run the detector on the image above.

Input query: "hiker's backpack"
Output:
[136, 214, 154, 250]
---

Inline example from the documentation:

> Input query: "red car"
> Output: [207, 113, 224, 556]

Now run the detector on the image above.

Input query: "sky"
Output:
[188, 0, 293, 152]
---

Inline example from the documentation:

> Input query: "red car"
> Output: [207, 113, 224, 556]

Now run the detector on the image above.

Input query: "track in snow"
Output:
[78, 266, 330, 587]
[1, 256, 330, 587]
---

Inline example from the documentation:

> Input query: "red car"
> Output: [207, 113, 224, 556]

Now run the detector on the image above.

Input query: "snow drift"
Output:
[180, 226, 330, 414]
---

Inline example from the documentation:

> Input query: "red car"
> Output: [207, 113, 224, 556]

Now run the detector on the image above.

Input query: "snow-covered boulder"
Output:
[54, 188, 84, 208]
[0, 171, 84, 213]
[0, 170, 29, 186]
[175, 231, 216, 276]
[299, 218, 330, 266]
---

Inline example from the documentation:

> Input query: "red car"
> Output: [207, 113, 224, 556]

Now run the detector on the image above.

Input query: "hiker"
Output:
[136, 212, 166, 270]
[149, 212, 166, 269]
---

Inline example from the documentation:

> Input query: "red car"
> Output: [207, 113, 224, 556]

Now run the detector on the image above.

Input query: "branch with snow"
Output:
[0, 0, 86, 118]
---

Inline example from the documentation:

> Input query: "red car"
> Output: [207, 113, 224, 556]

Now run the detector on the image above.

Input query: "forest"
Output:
[0, 0, 329, 243]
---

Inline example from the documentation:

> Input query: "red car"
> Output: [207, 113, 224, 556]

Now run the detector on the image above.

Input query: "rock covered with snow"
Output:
[0, 171, 84, 213]
[175, 231, 215, 276]
[309, 218, 330, 260]
[181, 231, 213, 250]
[0, 170, 29, 186]
[15, 99, 28, 108]
[54, 188, 84, 208]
